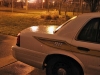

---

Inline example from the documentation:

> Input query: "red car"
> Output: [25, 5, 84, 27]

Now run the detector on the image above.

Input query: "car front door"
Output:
[72, 18, 100, 75]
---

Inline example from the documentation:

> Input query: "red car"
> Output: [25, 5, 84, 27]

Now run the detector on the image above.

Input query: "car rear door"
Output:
[72, 18, 100, 75]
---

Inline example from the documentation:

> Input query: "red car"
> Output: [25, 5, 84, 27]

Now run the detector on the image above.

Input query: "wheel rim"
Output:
[57, 68, 67, 75]
[52, 62, 68, 75]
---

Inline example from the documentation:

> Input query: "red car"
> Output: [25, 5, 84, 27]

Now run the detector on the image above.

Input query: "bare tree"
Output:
[44, 0, 48, 8]
[20, 0, 24, 8]
[3, 0, 17, 7]
[58, 0, 66, 15]
[3, 0, 11, 7]
[43, 0, 48, 11]
[84, 0, 100, 12]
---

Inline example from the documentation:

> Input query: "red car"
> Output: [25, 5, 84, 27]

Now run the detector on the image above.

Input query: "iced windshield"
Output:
[54, 16, 77, 33]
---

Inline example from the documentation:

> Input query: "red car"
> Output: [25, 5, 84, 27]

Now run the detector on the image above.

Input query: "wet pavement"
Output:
[0, 34, 16, 67]
[0, 34, 45, 75]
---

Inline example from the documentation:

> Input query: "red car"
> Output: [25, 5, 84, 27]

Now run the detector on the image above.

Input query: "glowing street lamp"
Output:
[28, 0, 36, 3]
[43, 0, 45, 2]
[52, 1, 55, 6]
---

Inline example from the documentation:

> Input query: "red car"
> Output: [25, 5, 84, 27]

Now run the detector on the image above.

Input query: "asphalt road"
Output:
[0, 34, 45, 75]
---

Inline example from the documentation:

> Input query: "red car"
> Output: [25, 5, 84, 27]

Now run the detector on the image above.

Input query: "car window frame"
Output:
[76, 17, 100, 44]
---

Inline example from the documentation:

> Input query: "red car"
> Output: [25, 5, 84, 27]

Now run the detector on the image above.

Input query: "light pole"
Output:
[48, 1, 50, 12]
[52, 1, 55, 6]
[12, 0, 13, 12]
[42, 0, 45, 9]
[79, 0, 83, 13]
[81, 0, 83, 13]
[25, 0, 28, 11]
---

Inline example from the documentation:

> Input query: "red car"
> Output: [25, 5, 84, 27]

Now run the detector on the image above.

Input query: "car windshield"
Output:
[54, 16, 77, 33]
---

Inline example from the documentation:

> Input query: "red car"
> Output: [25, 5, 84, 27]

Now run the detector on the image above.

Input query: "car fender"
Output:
[44, 50, 85, 73]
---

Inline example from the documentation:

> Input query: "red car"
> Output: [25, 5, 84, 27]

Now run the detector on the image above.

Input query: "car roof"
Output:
[78, 12, 100, 18]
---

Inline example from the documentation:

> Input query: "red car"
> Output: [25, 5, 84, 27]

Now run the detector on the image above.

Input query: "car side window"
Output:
[78, 18, 100, 43]
[97, 25, 100, 43]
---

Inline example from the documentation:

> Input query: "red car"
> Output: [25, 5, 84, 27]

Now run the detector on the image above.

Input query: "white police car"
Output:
[12, 13, 100, 75]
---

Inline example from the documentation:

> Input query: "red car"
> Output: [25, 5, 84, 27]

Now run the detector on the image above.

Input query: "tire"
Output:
[46, 57, 81, 75]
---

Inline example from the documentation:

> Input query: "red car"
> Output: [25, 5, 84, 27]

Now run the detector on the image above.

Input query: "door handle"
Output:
[77, 47, 90, 52]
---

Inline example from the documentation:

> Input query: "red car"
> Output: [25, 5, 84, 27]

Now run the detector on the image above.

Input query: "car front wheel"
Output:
[46, 57, 81, 75]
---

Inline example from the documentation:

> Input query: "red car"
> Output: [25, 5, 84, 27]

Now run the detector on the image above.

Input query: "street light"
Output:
[43, 0, 45, 3]
[12, 0, 13, 12]
[25, 0, 28, 11]
[28, 0, 36, 3]
[52, 1, 55, 6]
